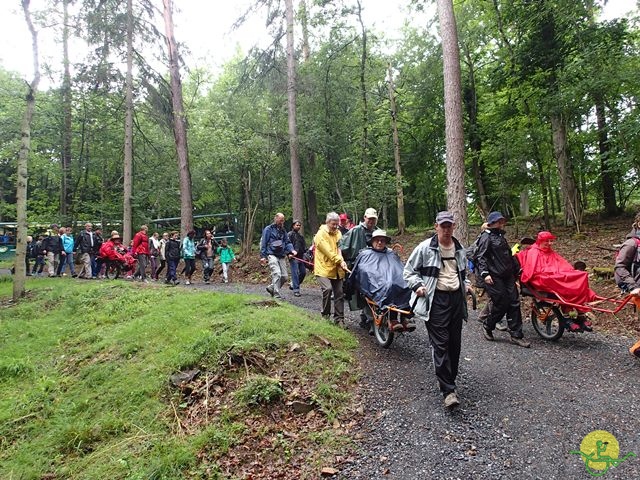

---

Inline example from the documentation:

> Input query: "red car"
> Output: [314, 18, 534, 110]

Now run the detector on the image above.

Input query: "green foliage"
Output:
[234, 375, 284, 406]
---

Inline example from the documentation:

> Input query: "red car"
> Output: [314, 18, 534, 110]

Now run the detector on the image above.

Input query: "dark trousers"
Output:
[166, 259, 178, 282]
[156, 259, 166, 278]
[289, 258, 306, 292]
[483, 275, 524, 337]
[426, 289, 464, 396]
[135, 254, 149, 280]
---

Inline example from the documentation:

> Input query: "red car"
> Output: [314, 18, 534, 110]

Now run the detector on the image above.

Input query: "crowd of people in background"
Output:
[21, 223, 235, 285]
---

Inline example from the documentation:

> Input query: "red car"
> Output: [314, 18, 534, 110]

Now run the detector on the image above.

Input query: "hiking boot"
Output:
[510, 336, 531, 348]
[444, 392, 460, 408]
[496, 319, 508, 331]
[577, 314, 593, 332]
[482, 329, 494, 341]
[359, 313, 369, 329]
[266, 285, 275, 297]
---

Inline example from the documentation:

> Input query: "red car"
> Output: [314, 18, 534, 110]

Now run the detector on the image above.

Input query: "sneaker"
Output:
[402, 319, 417, 332]
[205, 280, 210, 285]
[173, 280, 180, 286]
[223, 279, 228, 283]
[444, 392, 460, 408]
[185, 280, 191, 285]
[390, 320, 404, 332]
[510, 336, 531, 348]
[482, 329, 494, 341]
[496, 319, 508, 331]
[294, 292, 301, 297]
[274, 294, 284, 300]
[567, 321, 582, 332]
[266, 285, 275, 297]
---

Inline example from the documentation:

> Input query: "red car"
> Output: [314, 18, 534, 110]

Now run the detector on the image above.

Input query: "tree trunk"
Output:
[14, 0, 40, 301]
[387, 64, 406, 234]
[550, 113, 581, 229]
[437, 0, 468, 242]
[163, 0, 194, 236]
[299, 0, 318, 233]
[462, 45, 489, 216]
[61, 0, 72, 219]
[356, 0, 369, 169]
[284, 0, 304, 229]
[123, 0, 133, 244]
[594, 96, 618, 215]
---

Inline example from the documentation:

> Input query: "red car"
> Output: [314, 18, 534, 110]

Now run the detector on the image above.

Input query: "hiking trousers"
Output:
[426, 289, 464, 396]
[483, 275, 524, 338]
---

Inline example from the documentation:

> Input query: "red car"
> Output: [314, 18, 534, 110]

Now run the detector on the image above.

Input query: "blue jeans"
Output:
[58, 252, 76, 275]
[289, 257, 306, 292]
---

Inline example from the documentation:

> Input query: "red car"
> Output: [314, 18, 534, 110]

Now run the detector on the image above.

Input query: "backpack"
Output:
[303, 244, 315, 272]
[465, 231, 487, 273]
[616, 237, 640, 277]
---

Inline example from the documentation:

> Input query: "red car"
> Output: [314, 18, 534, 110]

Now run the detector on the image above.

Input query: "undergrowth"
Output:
[0, 278, 357, 479]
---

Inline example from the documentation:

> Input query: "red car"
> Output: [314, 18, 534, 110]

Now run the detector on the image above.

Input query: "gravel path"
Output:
[193, 280, 640, 479]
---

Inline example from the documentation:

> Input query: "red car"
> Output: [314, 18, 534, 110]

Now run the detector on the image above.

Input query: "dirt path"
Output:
[193, 280, 640, 478]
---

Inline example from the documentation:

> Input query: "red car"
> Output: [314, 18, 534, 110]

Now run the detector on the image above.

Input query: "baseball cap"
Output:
[435, 211, 455, 225]
[487, 211, 506, 225]
[364, 208, 378, 219]
[339, 213, 348, 221]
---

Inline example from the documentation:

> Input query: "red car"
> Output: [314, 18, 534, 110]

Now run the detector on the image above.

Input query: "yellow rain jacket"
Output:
[313, 224, 345, 279]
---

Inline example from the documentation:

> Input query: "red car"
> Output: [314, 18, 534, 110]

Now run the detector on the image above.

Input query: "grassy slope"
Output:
[0, 278, 356, 479]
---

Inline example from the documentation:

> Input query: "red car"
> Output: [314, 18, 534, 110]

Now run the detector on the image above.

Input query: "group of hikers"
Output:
[23, 223, 236, 285]
[259, 208, 640, 409]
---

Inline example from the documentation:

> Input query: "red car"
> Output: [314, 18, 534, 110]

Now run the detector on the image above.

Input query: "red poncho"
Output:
[517, 243, 596, 311]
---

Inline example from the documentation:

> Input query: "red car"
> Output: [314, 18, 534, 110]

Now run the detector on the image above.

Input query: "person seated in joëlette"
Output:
[516, 231, 596, 331]
[348, 229, 416, 332]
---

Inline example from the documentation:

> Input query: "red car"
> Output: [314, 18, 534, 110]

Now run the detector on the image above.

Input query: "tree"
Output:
[387, 64, 406, 234]
[285, 0, 303, 228]
[60, 0, 73, 219]
[437, 0, 468, 241]
[162, 0, 194, 236]
[14, 0, 40, 300]
[123, 0, 133, 243]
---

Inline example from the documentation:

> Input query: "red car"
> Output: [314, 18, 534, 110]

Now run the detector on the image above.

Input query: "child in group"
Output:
[216, 238, 235, 283]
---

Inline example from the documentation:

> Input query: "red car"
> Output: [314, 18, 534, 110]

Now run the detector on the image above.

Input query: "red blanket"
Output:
[517, 244, 596, 311]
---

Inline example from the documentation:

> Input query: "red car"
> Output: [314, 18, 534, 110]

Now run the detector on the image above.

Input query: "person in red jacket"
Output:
[516, 231, 596, 331]
[132, 225, 150, 282]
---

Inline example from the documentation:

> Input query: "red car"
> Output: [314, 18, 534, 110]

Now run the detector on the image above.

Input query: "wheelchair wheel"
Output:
[104, 262, 121, 280]
[373, 312, 395, 348]
[531, 304, 564, 341]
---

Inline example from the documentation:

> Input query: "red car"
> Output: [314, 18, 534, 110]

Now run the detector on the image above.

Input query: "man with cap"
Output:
[338, 213, 353, 235]
[340, 208, 379, 326]
[403, 211, 471, 408]
[287, 219, 306, 297]
[475, 211, 530, 348]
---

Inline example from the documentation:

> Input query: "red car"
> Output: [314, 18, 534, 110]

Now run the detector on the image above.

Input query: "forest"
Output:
[1, 0, 639, 250]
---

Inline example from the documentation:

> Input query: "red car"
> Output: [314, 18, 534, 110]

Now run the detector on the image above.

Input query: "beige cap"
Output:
[364, 208, 378, 219]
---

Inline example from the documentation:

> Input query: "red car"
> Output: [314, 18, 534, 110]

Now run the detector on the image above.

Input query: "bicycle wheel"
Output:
[373, 312, 395, 348]
[531, 304, 564, 341]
